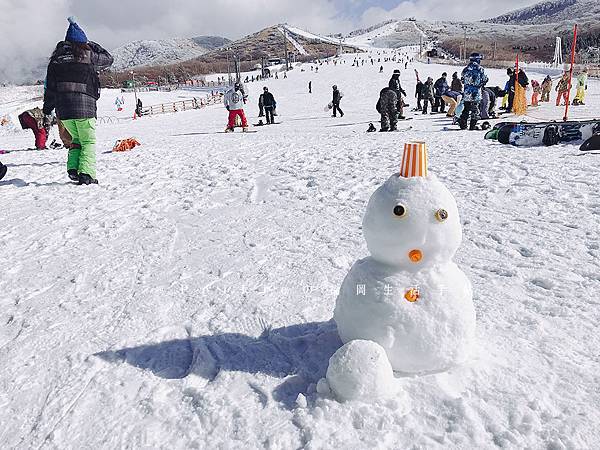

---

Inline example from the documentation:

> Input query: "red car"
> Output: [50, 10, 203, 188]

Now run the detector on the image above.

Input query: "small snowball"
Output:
[326, 340, 398, 402]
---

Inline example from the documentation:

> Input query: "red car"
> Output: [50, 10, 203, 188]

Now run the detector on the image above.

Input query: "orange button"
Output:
[408, 249, 422, 263]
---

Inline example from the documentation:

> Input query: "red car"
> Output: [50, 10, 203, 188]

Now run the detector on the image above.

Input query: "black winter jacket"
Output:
[262, 92, 276, 107]
[43, 41, 113, 119]
[388, 75, 406, 97]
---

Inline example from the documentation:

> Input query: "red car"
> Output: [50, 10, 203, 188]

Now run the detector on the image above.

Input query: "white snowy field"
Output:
[1, 53, 600, 449]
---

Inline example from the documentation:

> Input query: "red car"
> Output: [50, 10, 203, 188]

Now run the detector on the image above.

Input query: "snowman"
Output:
[324, 142, 475, 401]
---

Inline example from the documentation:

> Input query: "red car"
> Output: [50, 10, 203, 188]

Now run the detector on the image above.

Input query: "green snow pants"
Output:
[60, 118, 97, 178]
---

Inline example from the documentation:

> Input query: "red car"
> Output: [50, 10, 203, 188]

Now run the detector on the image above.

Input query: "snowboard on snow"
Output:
[484, 119, 600, 147]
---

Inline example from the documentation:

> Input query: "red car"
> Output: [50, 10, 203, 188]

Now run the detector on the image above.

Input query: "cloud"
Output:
[358, 0, 544, 25]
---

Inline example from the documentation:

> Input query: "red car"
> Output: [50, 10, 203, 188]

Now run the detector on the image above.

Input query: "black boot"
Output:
[459, 118, 468, 130]
[469, 120, 478, 131]
[78, 173, 98, 185]
[0, 163, 7, 181]
[67, 169, 79, 181]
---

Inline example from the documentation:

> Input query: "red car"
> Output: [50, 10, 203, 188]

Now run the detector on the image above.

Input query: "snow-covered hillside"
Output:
[1, 52, 600, 448]
[486, 0, 600, 25]
[111, 37, 224, 71]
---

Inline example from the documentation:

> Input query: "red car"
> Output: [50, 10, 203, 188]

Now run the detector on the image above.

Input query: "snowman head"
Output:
[362, 143, 462, 269]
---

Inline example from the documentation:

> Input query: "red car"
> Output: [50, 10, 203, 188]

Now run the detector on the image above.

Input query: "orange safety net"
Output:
[112, 138, 141, 152]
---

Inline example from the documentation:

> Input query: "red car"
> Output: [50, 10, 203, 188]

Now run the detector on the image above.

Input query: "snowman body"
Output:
[333, 173, 475, 373]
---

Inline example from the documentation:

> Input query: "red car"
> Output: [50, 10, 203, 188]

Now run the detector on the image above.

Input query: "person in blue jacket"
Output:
[459, 53, 488, 130]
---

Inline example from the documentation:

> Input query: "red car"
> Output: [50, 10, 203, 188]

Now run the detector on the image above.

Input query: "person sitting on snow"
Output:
[18, 107, 49, 150]
[224, 82, 249, 132]
[376, 87, 398, 132]
[459, 52, 488, 130]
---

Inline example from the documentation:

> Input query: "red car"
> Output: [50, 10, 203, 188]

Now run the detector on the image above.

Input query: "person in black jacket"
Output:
[43, 17, 113, 185]
[262, 87, 276, 124]
[388, 69, 406, 119]
[332, 85, 343, 117]
[0, 162, 7, 181]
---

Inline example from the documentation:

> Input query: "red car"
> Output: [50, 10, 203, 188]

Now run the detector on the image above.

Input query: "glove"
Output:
[226, 106, 230, 111]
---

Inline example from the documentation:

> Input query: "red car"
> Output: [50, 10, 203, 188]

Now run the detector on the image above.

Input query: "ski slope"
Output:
[1, 52, 599, 449]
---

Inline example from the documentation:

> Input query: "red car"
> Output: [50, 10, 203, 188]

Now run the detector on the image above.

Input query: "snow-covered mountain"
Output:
[111, 36, 230, 71]
[485, 0, 600, 25]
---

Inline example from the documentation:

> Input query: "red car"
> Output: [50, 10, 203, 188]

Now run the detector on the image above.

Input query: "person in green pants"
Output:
[42, 16, 113, 185]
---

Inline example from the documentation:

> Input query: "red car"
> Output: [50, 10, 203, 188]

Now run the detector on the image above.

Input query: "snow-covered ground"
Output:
[1, 53, 599, 449]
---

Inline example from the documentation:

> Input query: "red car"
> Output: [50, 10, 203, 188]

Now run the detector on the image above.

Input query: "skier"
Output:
[573, 68, 588, 105]
[376, 87, 398, 132]
[531, 80, 541, 106]
[459, 52, 488, 130]
[0, 161, 6, 181]
[433, 72, 449, 113]
[540, 75, 552, 102]
[420, 77, 435, 114]
[224, 82, 249, 132]
[43, 17, 113, 184]
[18, 107, 49, 149]
[262, 87, 276, 124]
[450, 72, 463, 93]
[388, 69, 407, 119]
[555, 72, 570, 106]
[331, 85, 344, 117]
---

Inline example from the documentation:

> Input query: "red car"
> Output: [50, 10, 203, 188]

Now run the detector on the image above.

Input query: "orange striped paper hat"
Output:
[400, 141, 428, 178]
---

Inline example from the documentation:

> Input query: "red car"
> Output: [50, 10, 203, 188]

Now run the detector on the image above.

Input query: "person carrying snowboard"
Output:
[224, 82, 249, 132]
[43, 17, 113, 184]
[573, 68, 588, 105]
[555, 72, 570, 106]
[459, 52, 488, 130]
[388, 69, 406, 119]
[262, 87, 276, 124]
[331, 85, 344, 117]
[18, 107, 49, 149]
[376, 87, 398, 132]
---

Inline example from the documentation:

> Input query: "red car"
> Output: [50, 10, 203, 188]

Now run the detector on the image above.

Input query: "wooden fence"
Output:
[141, 94, 223, 117]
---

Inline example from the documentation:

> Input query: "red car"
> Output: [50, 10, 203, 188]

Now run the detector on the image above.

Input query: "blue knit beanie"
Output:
[65, 16, 88, 43]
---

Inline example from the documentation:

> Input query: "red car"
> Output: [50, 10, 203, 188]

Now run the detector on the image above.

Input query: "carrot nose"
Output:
[408, 249, 422, 263]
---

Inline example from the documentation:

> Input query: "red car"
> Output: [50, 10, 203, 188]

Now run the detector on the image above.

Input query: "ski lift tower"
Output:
[552, 37, 563, 68]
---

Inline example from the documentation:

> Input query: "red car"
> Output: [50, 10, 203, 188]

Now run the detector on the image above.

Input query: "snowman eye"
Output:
[393, 204, 407, 218]
[435, 209, 448, 222]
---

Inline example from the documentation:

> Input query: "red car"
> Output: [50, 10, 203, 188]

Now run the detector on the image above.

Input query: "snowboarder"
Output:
[540, 75, 552, 102]
[43, 17, 113, 184]
[433, 72, 449, 113]
[18, 107, 49, 149]
[379, 65, 384, 73]
[262, 87, 276, 124]
[331, 85, 344, 117]
[531, 80, 541, 106]
[224, 82, 249, 132]
[459, 53, 488, 130]
[258, 92, 264, 117]
[388, 69, 406, 119]
[0, 161, 6, 181]
[376, 87, 398, 132]
[308, 81, 312, 94]
[420, 77, 435, 114]
[555, 72, 570, 106]
[450, 72, 463, 93]
[573, 68, 588, 105]
[441, 90, 461, 117]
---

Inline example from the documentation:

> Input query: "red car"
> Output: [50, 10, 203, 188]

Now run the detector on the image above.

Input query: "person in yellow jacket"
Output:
[573, 68, 588, 106]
